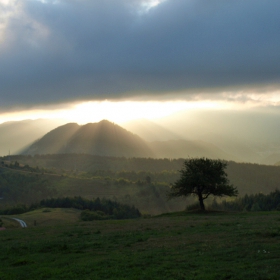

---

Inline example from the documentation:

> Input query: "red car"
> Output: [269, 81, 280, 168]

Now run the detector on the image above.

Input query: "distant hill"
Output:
[148, 139, 239, 161]
[123, 112, 280, 164]
[22, 120, 154, 157]
[0, 119, 65, 156]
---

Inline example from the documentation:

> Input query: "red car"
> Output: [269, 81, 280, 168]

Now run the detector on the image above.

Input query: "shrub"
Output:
[80, 210, 109, 221]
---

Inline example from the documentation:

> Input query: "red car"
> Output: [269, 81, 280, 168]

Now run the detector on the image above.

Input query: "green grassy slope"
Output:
[0, 211, 279, 279]
[10, 208, 81, 227]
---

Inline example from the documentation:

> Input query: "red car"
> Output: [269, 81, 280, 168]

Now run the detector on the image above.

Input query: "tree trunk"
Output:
[198, 192, 205, 211]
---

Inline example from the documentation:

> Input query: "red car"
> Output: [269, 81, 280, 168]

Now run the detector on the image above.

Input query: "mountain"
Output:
[22, 120, 154, 157]
[0, 119, 65, 156]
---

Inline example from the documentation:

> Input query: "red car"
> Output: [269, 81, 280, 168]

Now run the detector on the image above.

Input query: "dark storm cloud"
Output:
[0, 0, 280, 109]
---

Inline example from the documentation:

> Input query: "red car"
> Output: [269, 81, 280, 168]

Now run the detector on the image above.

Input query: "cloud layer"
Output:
[1, 0, 280, 109]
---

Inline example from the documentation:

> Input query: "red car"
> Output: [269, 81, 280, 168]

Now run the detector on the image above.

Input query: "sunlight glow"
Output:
[0, 100, 227, 125]
[0, 0, 11, 5]
[146, 1, 161, 8]
[67, 101, 212, 124]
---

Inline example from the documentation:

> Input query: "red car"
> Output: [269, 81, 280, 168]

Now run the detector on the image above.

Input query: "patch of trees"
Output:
[41, 197, 141, 220]
[0, 196, 141, 220]
[0, 205, 30, 215]
[209, 190, 280, 212]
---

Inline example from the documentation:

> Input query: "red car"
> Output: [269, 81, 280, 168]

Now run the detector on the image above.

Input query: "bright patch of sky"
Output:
[0, 0, 50, 47]
[0, 100, 233, 125]
[0, 0, 17, 42]
[138, 0, 165, 14]
[1, 88, 280, 125]
[34, 0, 60, 4]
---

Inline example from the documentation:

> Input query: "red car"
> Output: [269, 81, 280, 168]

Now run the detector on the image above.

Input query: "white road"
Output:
[12, 218, 27, 228]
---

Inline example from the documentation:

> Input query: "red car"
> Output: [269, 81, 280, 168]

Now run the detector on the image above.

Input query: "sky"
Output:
[1, 0, 280, 124]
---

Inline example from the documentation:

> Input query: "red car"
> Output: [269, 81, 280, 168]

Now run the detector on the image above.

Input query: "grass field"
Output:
[0, 211, 280, 279]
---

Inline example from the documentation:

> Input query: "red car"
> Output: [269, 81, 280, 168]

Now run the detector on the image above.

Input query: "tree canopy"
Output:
[168, 158, 238, 211]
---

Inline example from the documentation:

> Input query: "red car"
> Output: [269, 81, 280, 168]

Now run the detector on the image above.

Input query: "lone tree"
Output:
[167, 158, 238, 211]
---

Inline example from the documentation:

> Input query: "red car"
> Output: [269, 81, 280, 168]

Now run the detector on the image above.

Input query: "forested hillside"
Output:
[3, 154, 280, 197]
[209, 190, 280, 212]
[1, 155, 280, 215]
[0, 160, 187, 215]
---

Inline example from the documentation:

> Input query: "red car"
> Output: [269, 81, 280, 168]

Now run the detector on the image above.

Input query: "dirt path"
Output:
[12, 218, 27, 228]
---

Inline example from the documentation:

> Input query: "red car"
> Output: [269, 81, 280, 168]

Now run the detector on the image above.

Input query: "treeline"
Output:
[1, 160, 57, 176]
[209, 190, 280, 212]
[0, 196, 141, 220]
[2, 154, 184, 172]
[41, 197, 141, 219]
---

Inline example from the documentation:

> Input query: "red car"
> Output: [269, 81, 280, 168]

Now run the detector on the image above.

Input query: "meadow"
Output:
[0, 210, 280, 279]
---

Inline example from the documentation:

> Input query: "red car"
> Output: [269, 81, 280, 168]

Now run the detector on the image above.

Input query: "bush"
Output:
[80, 210, 109, 221]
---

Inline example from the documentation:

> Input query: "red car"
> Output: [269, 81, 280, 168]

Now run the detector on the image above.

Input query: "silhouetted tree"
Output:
[168, 158, 238, 211]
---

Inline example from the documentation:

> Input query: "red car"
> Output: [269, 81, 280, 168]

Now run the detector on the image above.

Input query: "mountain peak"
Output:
[22, 121, 153, 157]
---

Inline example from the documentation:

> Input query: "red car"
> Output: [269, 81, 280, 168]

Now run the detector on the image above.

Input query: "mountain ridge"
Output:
[22, 120, 154, 158]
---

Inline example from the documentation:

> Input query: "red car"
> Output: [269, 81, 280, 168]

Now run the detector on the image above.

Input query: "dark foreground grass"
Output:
[0, 211, 280, 279]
